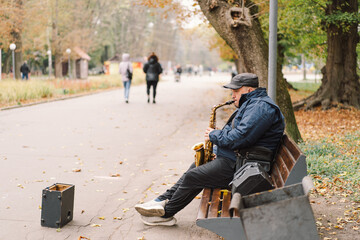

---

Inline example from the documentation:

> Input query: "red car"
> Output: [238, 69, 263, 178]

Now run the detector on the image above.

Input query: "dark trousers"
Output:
[22, 73, 29, 80]
[158, 156, 236, 218]
[146, 81, 158, 99]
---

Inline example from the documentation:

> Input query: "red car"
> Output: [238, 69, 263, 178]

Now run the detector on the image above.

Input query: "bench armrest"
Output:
[229, 192, 243, 218]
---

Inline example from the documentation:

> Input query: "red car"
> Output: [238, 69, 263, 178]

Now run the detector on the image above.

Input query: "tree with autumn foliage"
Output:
[285, 0, 360, 110]
[0, 0, 26, 79]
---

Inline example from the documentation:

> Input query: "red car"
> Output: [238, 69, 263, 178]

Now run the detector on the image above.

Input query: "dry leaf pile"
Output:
[294, 107, 360, 141]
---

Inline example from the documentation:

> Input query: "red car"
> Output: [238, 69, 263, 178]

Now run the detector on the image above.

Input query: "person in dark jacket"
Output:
[135, 73, 285, 226]
[20, 61, 30, 80]
[143, 52, 163, 104]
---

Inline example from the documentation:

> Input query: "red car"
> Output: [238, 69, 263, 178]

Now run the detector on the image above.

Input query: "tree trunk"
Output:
[294, 0, 360, 110]
[3, 51, 11, 74]
[11, 0, 23, 80]
[52, 0, 62, 78]
[54, 53, 62, 78]
[197, 0, 301, 142]
[10, 30, 23, 79]
[14, 35, 23, 79]
[234, 57, 246, 74]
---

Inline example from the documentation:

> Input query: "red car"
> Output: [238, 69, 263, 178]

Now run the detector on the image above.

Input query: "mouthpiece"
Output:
[226, 100, 235, 105]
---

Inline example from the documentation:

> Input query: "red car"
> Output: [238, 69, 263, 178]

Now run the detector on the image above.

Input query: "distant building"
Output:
[62, 47, 91, 79]
[74, 47, 91, 79]
[104, 55, 143, 75]
[104, 54, 121, 75]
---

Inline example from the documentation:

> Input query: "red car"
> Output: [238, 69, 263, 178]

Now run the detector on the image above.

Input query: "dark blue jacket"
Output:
[210, 88, 285, 162]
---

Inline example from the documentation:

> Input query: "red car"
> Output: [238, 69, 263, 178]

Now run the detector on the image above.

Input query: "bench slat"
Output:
[283, 135, 301, 160]
[276, 154, 290, 183]
[279, 145, 296, 171]
[271, 162, 284, 188]
[197, 188, 211, 220]
[220, 190, 231, 217]
[208, 189, 221, 218]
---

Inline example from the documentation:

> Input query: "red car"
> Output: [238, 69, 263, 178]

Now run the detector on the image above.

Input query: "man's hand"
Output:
[204, 127, 214, 141]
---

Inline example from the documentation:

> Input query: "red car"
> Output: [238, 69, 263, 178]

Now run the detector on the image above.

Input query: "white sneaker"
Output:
[135, 199, 167, 217]
[141, 215, 177, 226]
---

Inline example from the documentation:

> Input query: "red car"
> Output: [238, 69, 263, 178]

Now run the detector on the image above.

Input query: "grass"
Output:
[299, 132, 360, 201]
[288, 81, 321, 102]
[290, 81, 321, 92]
[0, 68, 145, 108]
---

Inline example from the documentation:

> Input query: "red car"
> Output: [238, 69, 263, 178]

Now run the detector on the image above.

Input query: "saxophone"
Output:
[192, 100, 235, 167]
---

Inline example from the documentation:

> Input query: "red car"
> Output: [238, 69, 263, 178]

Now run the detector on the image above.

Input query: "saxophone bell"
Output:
[192, 142, 205, 167]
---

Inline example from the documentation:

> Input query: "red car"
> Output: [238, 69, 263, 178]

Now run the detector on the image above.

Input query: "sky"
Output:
[180, 0, 203, 29]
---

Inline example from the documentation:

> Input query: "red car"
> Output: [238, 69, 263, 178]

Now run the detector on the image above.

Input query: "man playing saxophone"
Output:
[135, 73, 285, 226]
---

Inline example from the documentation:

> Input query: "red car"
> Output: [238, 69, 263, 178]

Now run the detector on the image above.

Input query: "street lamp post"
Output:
[268, 0, 278, 102]
[66, 48, 71, 79]
[47, 50, 52, 79]
[10, 43, 16, 80]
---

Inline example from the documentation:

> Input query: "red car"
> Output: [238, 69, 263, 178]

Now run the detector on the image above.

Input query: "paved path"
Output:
[0, 73, 232, 240]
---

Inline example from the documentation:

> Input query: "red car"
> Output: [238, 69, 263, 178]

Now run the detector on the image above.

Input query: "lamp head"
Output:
[10, 43, 16, 51]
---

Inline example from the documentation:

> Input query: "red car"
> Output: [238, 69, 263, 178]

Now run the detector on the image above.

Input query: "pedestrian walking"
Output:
[118, 53, 133, 103]
[175, 64, 182, 82]
[20, 61, 30, 80]
[143, 52, 163, 104]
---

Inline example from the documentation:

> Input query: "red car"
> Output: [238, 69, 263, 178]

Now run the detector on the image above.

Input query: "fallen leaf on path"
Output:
[72, 168, 81, 172]
[98, 217, 105, 220]
[122, 208, 130, 213]
[91, 224, 101, 227]
[113, 217, 122, 220]
[110, 173, 120, 177]
[78, 236, 91, 240]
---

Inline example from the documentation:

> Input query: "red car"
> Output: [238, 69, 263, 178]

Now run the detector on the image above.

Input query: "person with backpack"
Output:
[143, 52, 163, 104]
[20, 61, 31, 80]
[119, 53, 133, 103]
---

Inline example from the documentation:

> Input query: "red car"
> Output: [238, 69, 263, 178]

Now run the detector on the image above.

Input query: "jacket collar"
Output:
[237, 88, 267, 108]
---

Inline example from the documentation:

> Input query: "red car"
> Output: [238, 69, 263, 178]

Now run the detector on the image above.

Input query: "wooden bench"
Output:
[196, 134, 317, 239]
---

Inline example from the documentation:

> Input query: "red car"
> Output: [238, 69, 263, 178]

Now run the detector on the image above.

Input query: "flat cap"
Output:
[223, 73, 259, 89]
